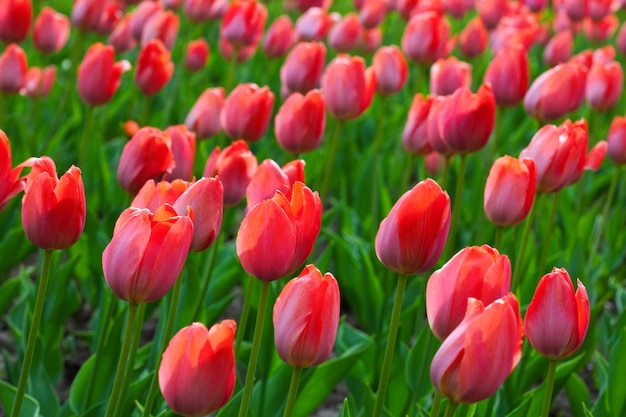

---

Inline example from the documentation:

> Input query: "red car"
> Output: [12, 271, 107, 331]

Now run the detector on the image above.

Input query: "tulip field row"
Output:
[1, 0, 626, 417]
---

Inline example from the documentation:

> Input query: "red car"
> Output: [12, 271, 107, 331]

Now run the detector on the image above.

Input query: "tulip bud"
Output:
[327, 13, 363, 53]
[459, 17, 488, 59]
[401, 11, 450, 66]
[430, 57, 472, 96]
[141, 10, 179, 50]
[20, 66, 56, 99]
[130, 1, 163, 40]
[220, 0, 267, 49]
[184, 39, 210, 72]
[475, 0, 507, 29]
[221, 83, 275, 142]
[78, 43, 131, 107]
[280, 41, 326, 95]
[295, 7, 332, 41]
[135, 39, 174, 96]
[275, 90, 326, 154]
[0, 0, 32, 44]
[273, 265, 340, 368]
[543, 30, 573, 67]
[524, 268, 590, 360]
[185, 87, 225, 140]
[71, 0, 107, 32]
[484, 44, 530, 107]
[372, 45, 408, 96]
[108, 15, 137, 54]
[33, 7, 70, 54]
[263, 15, 299, 58]
[164, 125, 196, 181]
[0, 44, 28, 95]
[322, 55, 376, 121]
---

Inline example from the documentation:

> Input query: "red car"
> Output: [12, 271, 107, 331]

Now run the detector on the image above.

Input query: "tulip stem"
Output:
[538, 192, 559, 276]
[10, 249, 53, 417]
[140, 95, 151, 127]
[78, 105, 94, 169]
[235, 275, 254, 357]
[445, 154, 468, 260]
[540, 360, 558, 417]
[372, 273, 408, 417]
[371, 96, 388, 229]
[225, 48, 239, 93]
[282, 366, 303, 417]
[443, 400, 458, 417]
[494, 226, 504, 250]
[192, 237, 221, 320]
[238, 281, 271, 417]
[430, 391, 443, 417]
[319, 121, 343, 201]
[511, 195, 538, 293]
[103, 302, 139, 417]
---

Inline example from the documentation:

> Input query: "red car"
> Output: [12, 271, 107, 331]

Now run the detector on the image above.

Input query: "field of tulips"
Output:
[2, 0, 626, 416]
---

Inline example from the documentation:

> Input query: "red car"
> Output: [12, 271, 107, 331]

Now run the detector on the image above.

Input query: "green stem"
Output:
[490, 106, 504, 163]
[372, 274, 409, 417]
[192, 237, 221, 320]
[540, 360, 558, 417]
[441, 156, 450, 191]
[443, 400, 458, 417]
[511, 196, 538, 293]
[430, 391, 443, 417]
[445, 154, 468, 260]
[537, 192, 559, 276]
[235, 275, 254, 357]
[319, 121, 343, 201]
[78, 106, 94, 169]
[238, 281, 271, 417]
[140, 95, 151, 127]
[103, 302, 140, 417]
[10, 250, 53, 417]
[494, 226, 504, 250]
[282, 366, 303, 417]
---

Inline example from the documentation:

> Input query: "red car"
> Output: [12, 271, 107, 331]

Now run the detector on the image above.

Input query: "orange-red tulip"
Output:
[135, 39, 174, 96]
[77, 43, 131, 107]
[275, 90, 325, 154]
[33, 7, 69, 54]
[0, 0, 32, 44]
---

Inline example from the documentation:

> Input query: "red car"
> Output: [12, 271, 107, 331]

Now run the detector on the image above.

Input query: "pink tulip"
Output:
[0, 44, 28, 94]
[280, 41, 326, 95]
[430, 57, 472, 96]
[77, 43, 131, 107]
[607, 116, 626, 165]
[185, 87, 225, 140]
[402, 94, 434, 156]
[484, 44, 529, 107]
[372, 45, 408, 96]
[33, 7, 69, 54]
[163, 125, 196, 181]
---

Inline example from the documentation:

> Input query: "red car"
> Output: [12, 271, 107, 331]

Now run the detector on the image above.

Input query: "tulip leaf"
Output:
[0, 276, 21, 316]
[503, 394, 533, 417]
[607, 327, 626, 416]
[339, 397, 354, 417]
[565, 373, 592, 417]
[406, 326, 440, 401]
[0, 380, 40, 417]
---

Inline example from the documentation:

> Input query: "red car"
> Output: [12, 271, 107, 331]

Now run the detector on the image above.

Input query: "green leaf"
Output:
[607, 327, 626, 416]
[503, 394, 533, 417]
[565, 373, 592, 417]
[0, 277, 21, 316]
[0, 380, 40, 417]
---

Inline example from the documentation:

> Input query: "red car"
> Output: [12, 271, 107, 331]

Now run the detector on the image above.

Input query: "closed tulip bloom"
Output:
[21, 157, 86, 250]
[132, 179, 191, 212]
[71, 0, 107, 32]
[20, 66, 56, 99]
[117, 127, 176, 195]
[585, 61, 623, 112]
[327, 13, 363, 53]
[376, 179, 450, 275]
[184, 39, 210, 72]
[427, 245, 511, 340]
[359, 0, 386, 28]
[95, 2, 123, 36]
[204, 140, 258, 207]
[484, 44, 529, 107]
[593, 46, 616, 65]
[372, 45, 408, 96]
[274, 264, 340, 368]
[159, 320, 236, 417]
[172, 177, 223, 252]
[520, 119, 588, 193]
[0, 44, 28, 95]
[607, 116, 626, 164]
[103, 205, 193, 303]
[221, 83, 274, 142]
[275, 90, 326, 153]
[220, 0, 267, 48]
[401, 11, 451, 66]
[185, 87, 225, 139]
[543, 30, 573, 67]
[263, 15, 298, 58]
[77, 43, 131, 107]
[588, 0, 612, 20]
[236, 181, 321, 281]
[525, 268, 589, 360]
[358, 26, 382, 54]
[430, 57, 472, 96]
[164, 125, 196, 181]
[402, 94, 434, 156]
[490, 12, 540, 54]
[430, 293, 523, 403]
[322, 55, 376, 121]
[135, 39, 174, 96]
[484, 156, 536, 226]
[0, 131, 28, 212]
[0, 0, 32, 44]
[130, 1, 163, 40]
[475, 0, 507, 30]
[295, 7, 332, 41]
[280, 41, 326, 95]
[459, 18, 488, 59]
[246, 159, 304, 210]
[524, 61, 587, 122]
[109, 15, 137, 54]
[141, 10, 179, 50]
[33, 7, 70, 54]
[564, 0, 588, 21]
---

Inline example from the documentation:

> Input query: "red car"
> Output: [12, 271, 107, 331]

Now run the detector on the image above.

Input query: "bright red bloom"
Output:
[33, 7, 69, 54]
[164, 125, 196, 182]
[280, 41, 326, 95]
[263, 15, 298, 58]
[221, 83, 275, 142]
[77, 43, 131, 107]
[372, 45, 408, 96]
[0, 130, 28, 212]
[273, 264, 340, 368]
[185, 87, 225, 140]
[401, 11, 450, 66]
[375, 179, 450, 275]
[0, 0, 32, 44]
[0, 44, 28, 94]
[585, 60, 623, 112]
[607, 116, 626, 165]
[275, 90, 326, 154]
[21, 157, 86, 250]
[524, 268, 590, 360]
[430, 57, 472, 96]
[220, 0, 267, 48]
[236, 181, 322, 281]
[484, 44, 529, 107]
[402, 93, 434, 156]
[184, 39, 210, 72]
[135, 39, 174, 96]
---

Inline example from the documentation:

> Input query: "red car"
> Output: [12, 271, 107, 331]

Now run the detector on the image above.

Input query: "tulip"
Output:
[427, 96, 455, 157]
[519, 119, 588, 193]
[141, 10, 179, 50]
[103, 205, 193, 303]
[184, 39, 210, 72]
[295, 0, 333, 11]
[543, 30, 573, 67]
[585, 60, 623, 112]
[159, 320, 236, 417]
[0, 131, 28, 212]
[220, 0, 267, 48]
[204, 140, 258, 207]
[218, 37, 258, 63]
[607, 116, 626, 165]
[490, 12, 540, 53]
[132, 179, 190, 212]
[583, 140, 607, 171]
[397, 0, 419, 19]
[524, 61, 587, 122]
[236, 181, 321, 281]
[108, 15, 137, 54]
[295, 7, 332, 41]
[401, 11, 450, 66]
[425, 151, 446, 177]
[375, 179, 450, 275]
[430, 293, 523, 403]
[524, 268, 589, 360]
[246, 159, 305, 211]
[401, 94, 434, 156]
[484, 44, 529, 107]
[130, 1, 163, 40]
[475, 0, 507, 30]
[95, 2, 123, 36]
[275, 90, 325, 154]
[21, 157, 86, 250]
[0, 44, 28, 95]
[184, 0, 226, 22]
[164, 125, 195, 181]
[459, 17, 488, 59]
[117, 127, 176, 195]
[430, 57, 472, 96]
[33, 7, 70, 54]
[280, 41, 326, 95]
[427, 245, 511, 341]
[135, 39, 174, 96]
[263, 15, 298, 58]
[372, 45, 408, 96]
[71, 0, 107, 32]
[358, 26, 382, 54]
[359, 0, 386, 28]
[185, 87, 225, 139]
[442, 0, 473, 17]
[77, 43, 131, 107]
[321, 55, 376, 121]
[0, 0, 32, 44]
[20, 66, 56, 99]
[221, 83, 275, 142]
[593, 46, 616, 65]
[273, 265, 340, 368]
[484, 156, 536, 226]
[583, 15, 618, 43]
[327, 13, 363, 53]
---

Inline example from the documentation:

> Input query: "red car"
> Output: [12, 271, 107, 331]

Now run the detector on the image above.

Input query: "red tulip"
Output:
[583, 15, 618, 43]
[246, 159, 305, 210]
[117, 127, 175, 195]
[20, 66, 56, 99]
[430, 293, 523, 403]
[358, 26, 382, 53]
[524, 0, 548, 12]
[236, 181, 321, 281]
[0, 44, 28, 95]
[327, 13, 363, 53]
[94, 1, 123, 35]
[109, 15, 137, 54]
[135, 39, 174, 96]
[401, 11, 450, 66]
[607, 116, 626, 165]
[427, 96, 455, 157]
[427, 245, 511, 340]
[263, 15, 298, 58]
[184, 39, 210, 72]
[220, 0, 267, 48]
[484, 44, 529, 107]
[275, 90, 326, 154]
[430, 57, 472, 96]
[0, 0, 32, 44]
[475, 0, 507, 29]
[372, 45, 408, 96]
[484, 156, 536, 227]
[0, 130, 28, 212]
[442, 0, 473, 18]
[490, 12, 540, 53]
[159, 320, 236, 417]
[184, 0, 225, 22]
[402, 93, 434, 156]
[130, 1, 163, 40]
[524, 268, 589, 360]
[204, 140, 258, 207]
[71, 0, 107, 32]
[21, 157, 86, 250]
[585, 60, 623, 112]
[218, 36, 258, 63]
[132, 179, 191, 212]
[295, 7, 332, 41]
[164, 125, 196, 181]
[593, 45, 616, 65]
[103, 204, 193, 303]
[375, 179, 450, 275]
[543, 30, 573, 67]
[273, 264, 340, 368]
[563, 0, 588, 21]
[524, 61, 587, 122]
[185, 87, 225, 140]
[295, 0, 333, 11]
[141, 10, 179, 50]
[221, 83, 275, 142]
[33, 7, 69, 54]
[280, 41, 326, 95]
[359, 0, 386, 28]
[459, 17, 488, 59]
[77, 43, 131, 107]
